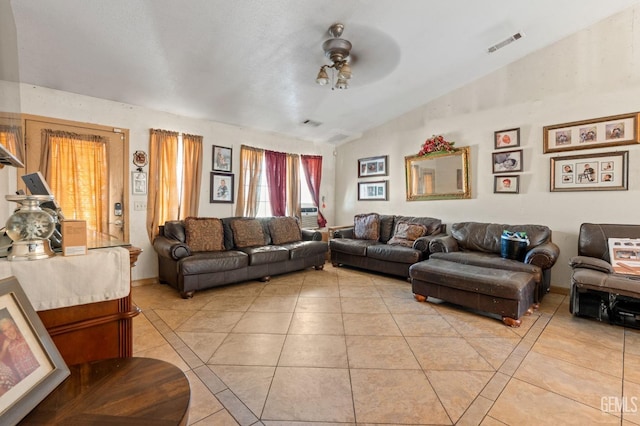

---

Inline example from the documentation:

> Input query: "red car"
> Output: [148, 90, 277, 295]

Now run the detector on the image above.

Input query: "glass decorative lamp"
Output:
[5, 194, 56, 260]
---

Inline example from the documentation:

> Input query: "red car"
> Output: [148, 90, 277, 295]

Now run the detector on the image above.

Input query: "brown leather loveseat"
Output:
[329, 213, 445, 278]
[153, 216, 327, 298]
[410, 222, 560, 326]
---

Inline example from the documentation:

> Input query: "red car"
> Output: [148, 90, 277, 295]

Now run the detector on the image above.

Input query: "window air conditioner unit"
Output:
[300, 206, 318, 229]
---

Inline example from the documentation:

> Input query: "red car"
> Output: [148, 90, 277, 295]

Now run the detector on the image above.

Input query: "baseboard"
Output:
[132, 277, 158, 287]
[549, 285, 569, 295]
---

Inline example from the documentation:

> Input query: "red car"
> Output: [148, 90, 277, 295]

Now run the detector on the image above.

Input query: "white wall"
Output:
[2, 86, 336, 281]
[335, 6, 640, 289]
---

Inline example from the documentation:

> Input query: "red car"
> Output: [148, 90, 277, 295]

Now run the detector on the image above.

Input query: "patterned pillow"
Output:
[354, 213, 380, 240]
[184, 217, 225, 252]
[230, 218, 266, 248]
[269, 217, 302, 244]
[387, 221, 428, 247]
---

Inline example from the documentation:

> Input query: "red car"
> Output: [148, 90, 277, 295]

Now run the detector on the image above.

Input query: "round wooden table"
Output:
[20, 357, 190, 425]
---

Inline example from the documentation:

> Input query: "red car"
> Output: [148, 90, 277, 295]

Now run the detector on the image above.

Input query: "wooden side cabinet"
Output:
[37, 246, 142, 366]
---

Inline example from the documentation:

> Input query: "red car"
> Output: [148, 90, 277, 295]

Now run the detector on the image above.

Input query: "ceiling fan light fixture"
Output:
[316, 23, 353, 89]
[316, 67, 330, 85]
[335, 77, 349, 90]
[338, 62, 351, 80]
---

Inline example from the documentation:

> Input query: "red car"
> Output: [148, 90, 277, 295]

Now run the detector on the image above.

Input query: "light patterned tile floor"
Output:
[132, 264, 640, 425]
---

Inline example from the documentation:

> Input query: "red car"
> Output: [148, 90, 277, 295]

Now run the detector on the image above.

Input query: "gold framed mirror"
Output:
[405, 146, 470, 201]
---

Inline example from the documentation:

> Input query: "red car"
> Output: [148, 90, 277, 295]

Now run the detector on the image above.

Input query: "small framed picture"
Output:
[0, 277, 69, 425]
[210, 172, 234, 203]
[213, 145, 232, 172]
[492, 149, 523, 174]
[494, 128, 520, 149]
[358, 180, 388, 201]
[494, 175, 519, 194]
[131, 171, 147, 195]
[358, 155, 388, 178]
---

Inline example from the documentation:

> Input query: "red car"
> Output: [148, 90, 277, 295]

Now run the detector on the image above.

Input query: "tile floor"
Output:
[131, 264, 640, 425]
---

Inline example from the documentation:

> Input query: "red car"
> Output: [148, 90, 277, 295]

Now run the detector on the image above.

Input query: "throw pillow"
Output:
[184, 217, 225, 252]
[231, 218, 266, 248]
[354, 213, 380, 240]
[387, 221, 427, 247]
[269, 217, 302, 245]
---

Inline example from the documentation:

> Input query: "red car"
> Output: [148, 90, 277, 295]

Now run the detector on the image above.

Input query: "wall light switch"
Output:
[134, 201, 146, 211]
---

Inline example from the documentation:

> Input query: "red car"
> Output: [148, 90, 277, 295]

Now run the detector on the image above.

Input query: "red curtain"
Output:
[265, 150, 287, 216]
[301, 154, 327, 227]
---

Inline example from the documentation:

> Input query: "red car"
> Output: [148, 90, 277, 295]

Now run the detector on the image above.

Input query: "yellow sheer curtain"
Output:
[0, 125, 24, 167]
[180, 133, 203, 218]
[41, 130, 108, 232]
[235, 145, 264, 217]
[147, 129, 179, 241]
[286, 153, 300, 218]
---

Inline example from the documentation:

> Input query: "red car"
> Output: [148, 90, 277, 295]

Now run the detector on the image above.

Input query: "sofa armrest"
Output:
[413, 232, 444, 254]
[524, 241, 560, 269]
[301, 229, 322, 241]
[569, 255, 614, 274]
[153, 235, 191, 260]
[333, 227, 354, 239]
[428, 235, 459, 253]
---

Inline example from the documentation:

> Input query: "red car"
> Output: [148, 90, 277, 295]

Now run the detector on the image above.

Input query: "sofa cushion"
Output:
[387, 221, 427, 247]
[379, 215, 396, 243]
[180, 250, 248, 274]
[240, 245, 290, 266]
[395, 216, 442, 236]
[450, 222, 550, 254]
[164, 220, 186, 243]
[329, 238, 379, 256]
[367, 244, 421, 264]
[430, 251, 542, 284]
[184, 217, 225, 252]
[231, 218, 266, 248]
[280, 240, 328, 259]
[354, 213, 380, 240]
[269, 217, 302, 244]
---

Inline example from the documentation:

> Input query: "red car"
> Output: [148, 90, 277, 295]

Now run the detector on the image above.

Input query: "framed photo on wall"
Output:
[0, 277, 69, 425]
[212, 145, 232, 172]
[492, 149, 523, 174]
[494, 175, 519, 194]
[543, 112, 640, 153]
[550, 150, 628, 192]
[358, 155, 388, 178]
[358, 180, 388, 201]
[494, 128, 520, 149]
[210, 172, 234, 203]
[131, 171, 147, 195]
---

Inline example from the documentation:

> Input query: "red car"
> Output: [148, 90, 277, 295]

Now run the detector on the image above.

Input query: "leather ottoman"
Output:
[409, 258, 537, 327]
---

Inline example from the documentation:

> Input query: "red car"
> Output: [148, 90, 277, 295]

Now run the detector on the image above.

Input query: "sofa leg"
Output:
[532, 303, 540, 310]
[331, 262, 340, 267]
[180, 291, 194, 299]
[314, 264, 324, 270]
[502, 316, 521, 327]
[259, 276, 271, 282]
[414, 294, 427, 303]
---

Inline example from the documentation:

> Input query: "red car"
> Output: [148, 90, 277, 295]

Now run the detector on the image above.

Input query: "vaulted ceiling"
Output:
[8, 0, 640, 144]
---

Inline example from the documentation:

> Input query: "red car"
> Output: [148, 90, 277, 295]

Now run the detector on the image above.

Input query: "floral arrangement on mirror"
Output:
[418, 135, 455, 156]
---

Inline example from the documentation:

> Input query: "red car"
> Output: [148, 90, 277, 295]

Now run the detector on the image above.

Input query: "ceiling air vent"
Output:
[487, 32, 524, 53]
[301, 119, 322, 127]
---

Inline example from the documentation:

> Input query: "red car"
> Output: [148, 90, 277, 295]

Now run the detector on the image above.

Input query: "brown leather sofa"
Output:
[569, 223, 640, 328]
[410, 222, 560, 326]
[153, 216, 327, 298]
[329, 213, 445, 278]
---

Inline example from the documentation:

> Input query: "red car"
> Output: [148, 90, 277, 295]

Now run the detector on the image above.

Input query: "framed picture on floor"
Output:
[210, 172, 234, 203]
[0, 276, 69, 425]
